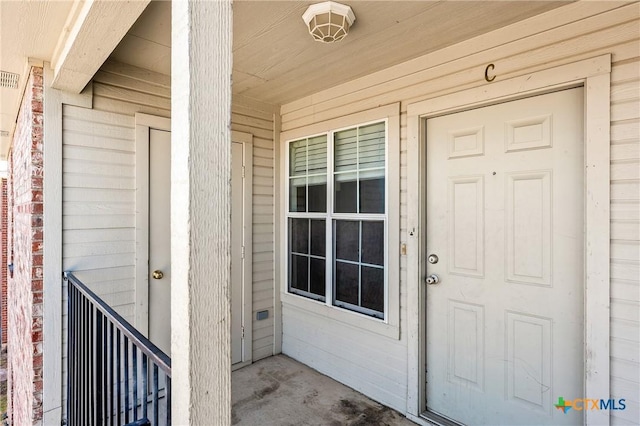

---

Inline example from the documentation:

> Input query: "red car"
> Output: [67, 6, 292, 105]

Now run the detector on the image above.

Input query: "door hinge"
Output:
[242, 326, 245, 339]
[242, 166, 246, 178]
[241, 245, 245, 259]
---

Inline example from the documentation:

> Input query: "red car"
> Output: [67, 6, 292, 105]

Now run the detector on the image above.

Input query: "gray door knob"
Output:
[425, 274, 440, 285]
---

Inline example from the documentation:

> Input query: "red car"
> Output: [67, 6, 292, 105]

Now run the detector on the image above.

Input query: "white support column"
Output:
[42, 63, 63, 426]
[171, 1, 233, 424]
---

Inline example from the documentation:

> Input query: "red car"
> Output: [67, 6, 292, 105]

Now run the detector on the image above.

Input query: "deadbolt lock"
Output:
[428, 254, 439, 264]
[152, 270, 164, 280]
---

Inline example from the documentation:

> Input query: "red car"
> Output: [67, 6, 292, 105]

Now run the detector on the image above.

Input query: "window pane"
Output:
[335, 220, 359, 262]
[361, 221, 384, 266]
[335, 128, 357, 172]
[335, 261, 358, 305]
[308, 182, 327, 212]
[307, 135, 327, 175]
[310, 219, 326, 257]
[334, 173, 357, 213]
[290, 140, 307, 176]
[358, 122, 385, 170]
[289, 177, 306, 212]
[290, 218, 309, 254]
[360, 177, 385, 214]
[290, 255, 309, 292]
[310, 258, 326, 296]
[361, 266, 384, 313]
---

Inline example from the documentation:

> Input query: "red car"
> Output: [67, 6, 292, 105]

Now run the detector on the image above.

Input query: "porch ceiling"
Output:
[0, 0, 75, 158]
[111, 0, 573, 106]
[0, 0, 574, 158]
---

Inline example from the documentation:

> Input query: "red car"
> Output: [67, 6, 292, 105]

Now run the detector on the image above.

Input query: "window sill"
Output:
[281, 292, 400, 340]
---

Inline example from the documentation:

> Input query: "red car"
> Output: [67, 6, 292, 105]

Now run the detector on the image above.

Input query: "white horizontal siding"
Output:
[62, 105, 137, 296]
[283, 304, 407, 412]
[280, 2, 640, 419]
[231, 102, 276, 362]
[610, 49, 640, 424]
[61, 104, 137, 406]
[93, 60, 170, 117]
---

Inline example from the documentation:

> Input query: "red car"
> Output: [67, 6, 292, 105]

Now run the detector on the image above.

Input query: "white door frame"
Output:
[134, 116, 254, 365]
[406, 55, 611, 426]
[232, 130, 254, 368]
[135, 113, 172, 336]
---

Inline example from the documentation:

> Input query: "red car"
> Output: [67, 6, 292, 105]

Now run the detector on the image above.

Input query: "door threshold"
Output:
[420, 410, 464, 426]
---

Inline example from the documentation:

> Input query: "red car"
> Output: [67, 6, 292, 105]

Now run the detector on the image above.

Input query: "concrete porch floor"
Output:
[232, 355, 416, 426]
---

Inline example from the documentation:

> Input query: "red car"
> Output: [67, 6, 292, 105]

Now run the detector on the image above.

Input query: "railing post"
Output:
[96, 311, 103, 424]
[66, 277, 73, 426]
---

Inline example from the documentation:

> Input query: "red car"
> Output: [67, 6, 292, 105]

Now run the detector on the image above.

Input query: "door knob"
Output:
[152, 270, 164, 280]
[425, 274, 440, 285]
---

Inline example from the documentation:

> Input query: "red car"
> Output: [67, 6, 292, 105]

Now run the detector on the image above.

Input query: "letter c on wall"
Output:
[485, 64, 496, 82]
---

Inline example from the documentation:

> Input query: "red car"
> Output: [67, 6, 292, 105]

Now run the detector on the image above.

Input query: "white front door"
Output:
[149, 129, 172, 355]
[425, 88, 584, 425]
[148, 133, 247, 362]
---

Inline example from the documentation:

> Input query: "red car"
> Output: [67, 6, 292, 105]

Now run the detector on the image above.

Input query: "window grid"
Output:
[288, 218, 326, 301]
[286, 119, 388, 320]
[332, 219, 385, 319]
[289, 135, 327, 213]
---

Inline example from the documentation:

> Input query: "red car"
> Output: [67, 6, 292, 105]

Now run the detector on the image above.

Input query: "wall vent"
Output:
[0, 71, 20, 89]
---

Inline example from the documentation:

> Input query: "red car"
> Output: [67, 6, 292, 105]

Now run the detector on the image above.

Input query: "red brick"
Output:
[31, 215, 43, 227]
[32, 228, 43, 241]
[32, 241, 43, 253]
[33, 267, 43, 279]
[31, 279, 43, 291]
[31, 190, 43, 202]
[6, 66, 45, 424]
[32, 355, 42, 369]
[33, 341, 43, 357]
[31, 176, 43, 189]
[31, 316, 42, 332]
[31, 330, 43, 344]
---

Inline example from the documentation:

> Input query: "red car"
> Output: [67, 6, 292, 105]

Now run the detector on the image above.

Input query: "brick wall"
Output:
[2, 177, 8, 346]
[7, 66, 44, 425]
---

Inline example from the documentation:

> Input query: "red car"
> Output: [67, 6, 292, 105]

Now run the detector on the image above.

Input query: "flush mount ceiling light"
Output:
[302, 1, 356, 43]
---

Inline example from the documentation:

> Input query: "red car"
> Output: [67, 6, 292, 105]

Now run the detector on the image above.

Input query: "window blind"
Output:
[335, 122, 385, 182]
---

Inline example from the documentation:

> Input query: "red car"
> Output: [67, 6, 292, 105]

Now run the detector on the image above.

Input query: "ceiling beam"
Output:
[51, 0, 150, 93]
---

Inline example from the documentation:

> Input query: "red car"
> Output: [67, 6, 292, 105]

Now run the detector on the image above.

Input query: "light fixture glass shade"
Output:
[302, 1, 355, 43]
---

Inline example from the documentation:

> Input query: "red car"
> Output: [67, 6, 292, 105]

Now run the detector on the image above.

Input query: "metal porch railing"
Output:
[65, 272, 171, 426]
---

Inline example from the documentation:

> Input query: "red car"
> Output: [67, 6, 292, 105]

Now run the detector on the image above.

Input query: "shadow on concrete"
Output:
[232, 355, 415, 426]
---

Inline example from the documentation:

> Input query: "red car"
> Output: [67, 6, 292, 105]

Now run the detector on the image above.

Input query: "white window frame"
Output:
[280, 103, 400, 339]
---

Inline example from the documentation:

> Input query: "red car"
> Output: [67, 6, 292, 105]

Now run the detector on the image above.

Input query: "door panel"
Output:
[149, 129, 171, 355]
[148, 133, 247, 365]
[425, 88, 584, 425]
